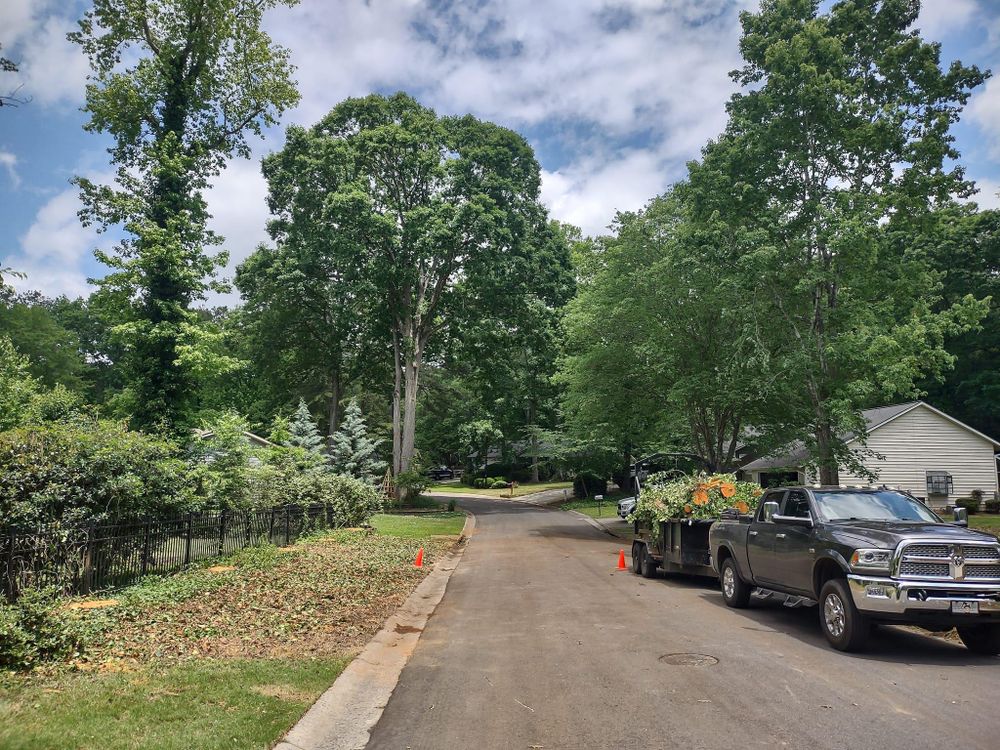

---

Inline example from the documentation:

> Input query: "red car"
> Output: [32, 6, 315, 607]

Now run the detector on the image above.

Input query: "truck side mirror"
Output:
[763, 501, 779, 522]
[953, 507, 968, 527]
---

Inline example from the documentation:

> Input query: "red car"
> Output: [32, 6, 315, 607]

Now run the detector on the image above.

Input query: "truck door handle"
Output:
[776, 533, 786, 539]
[749, 531, 758, 536]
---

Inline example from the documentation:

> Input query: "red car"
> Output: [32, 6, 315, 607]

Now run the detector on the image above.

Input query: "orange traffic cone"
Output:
[617, 549, 626, 570]
[414, 548, 424, 568]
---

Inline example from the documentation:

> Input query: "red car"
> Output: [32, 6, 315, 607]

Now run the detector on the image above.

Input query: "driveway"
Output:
[367, 497, 998, 750]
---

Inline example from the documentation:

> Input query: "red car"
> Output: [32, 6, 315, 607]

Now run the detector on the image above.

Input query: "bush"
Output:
[0, 587, 87, 671]
[490, 478, 509, 489]
[395, 469, 428, 503]
[573, 471, 607, 499]
[985, 497, 1000, 514]
[447, 499, 456, 512]
[473, 477, 488, 489]
[0, 417, 193, 526]
[955, 496, 980, 515]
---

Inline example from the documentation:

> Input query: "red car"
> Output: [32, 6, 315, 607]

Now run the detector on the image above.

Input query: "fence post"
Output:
[5, 529, 15, 602]
[218, 510, 227, 557]
[285, 505, 291, 546]
[268, 508, 276, 545]
[141, 520, 151, 576]
[184, 513, 193, 566]
[82, 525, 95, 595]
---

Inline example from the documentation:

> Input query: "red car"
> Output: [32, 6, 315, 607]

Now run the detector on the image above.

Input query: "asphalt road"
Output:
[367, 498, 999, 750]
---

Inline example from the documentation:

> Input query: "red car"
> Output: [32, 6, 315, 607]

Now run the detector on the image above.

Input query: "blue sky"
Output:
[2, 0, 1000, 304]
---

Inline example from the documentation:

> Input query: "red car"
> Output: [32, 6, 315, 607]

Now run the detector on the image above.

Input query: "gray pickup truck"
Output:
[709, 486, 1000, 653]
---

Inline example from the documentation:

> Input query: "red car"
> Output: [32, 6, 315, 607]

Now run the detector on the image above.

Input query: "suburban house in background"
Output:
[738, 401, 1000, 507]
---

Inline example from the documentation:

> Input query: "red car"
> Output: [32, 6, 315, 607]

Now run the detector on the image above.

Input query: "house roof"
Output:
[739, 401, 1000, 472]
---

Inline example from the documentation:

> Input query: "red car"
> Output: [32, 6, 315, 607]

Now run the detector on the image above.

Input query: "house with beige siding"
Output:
[739, 401, 1000, 508]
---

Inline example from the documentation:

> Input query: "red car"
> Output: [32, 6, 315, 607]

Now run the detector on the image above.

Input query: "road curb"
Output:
[565, 509, 627, 540]
[274, 511, 476, 750]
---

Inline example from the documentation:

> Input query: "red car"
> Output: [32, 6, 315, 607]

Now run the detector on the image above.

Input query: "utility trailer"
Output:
[630, 517, 719, 578]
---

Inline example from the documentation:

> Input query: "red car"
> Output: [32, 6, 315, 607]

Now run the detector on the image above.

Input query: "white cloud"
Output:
[541, 147, 673, 235]
[5, 186, 101, 298]
[915, 0, 978, 41]
[0, 151, 19, 187]
[204, 157, 272, 306]
[969, 75, 1000, 158]
[969, 176, 1000, 210]
[0, 0, 89, 109]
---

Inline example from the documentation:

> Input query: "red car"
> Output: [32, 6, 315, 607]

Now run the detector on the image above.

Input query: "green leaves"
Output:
[71, 0, 300, 433]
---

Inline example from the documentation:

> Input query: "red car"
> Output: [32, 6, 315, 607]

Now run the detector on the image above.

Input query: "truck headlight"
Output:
[850, 548, 892, 573]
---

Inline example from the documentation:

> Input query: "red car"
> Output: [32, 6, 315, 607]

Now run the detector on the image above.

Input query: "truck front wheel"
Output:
[819, 579, 869, 652]
[720, 557, 751, 608]
[957, 624, 1000, 655]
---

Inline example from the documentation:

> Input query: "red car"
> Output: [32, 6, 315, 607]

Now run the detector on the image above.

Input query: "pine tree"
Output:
[329, 398, 387, 483]
[285, 398, 324, 453]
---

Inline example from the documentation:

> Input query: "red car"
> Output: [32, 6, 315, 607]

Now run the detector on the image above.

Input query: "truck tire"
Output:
[631, 542, 643, 574]
[640, 547, 658, 578]
[957, 624, 1000, 655]
[819, 578, 869, 652]
[720, 557, 751, 608]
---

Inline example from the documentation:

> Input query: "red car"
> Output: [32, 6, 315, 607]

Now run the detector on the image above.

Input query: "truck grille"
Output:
[966, 564, 1000, 579]
[899, 561, 950, 578]
[896, 542, 1000, 582]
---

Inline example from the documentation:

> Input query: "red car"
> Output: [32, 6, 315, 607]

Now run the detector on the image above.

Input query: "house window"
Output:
[926, 471, 953, 497]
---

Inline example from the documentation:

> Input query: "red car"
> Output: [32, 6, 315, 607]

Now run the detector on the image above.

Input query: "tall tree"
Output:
[70, 0, 299, 433]
[263, 93, 552, 489]
[923, 207, 1000, 439]
[712, 0, 990, 483]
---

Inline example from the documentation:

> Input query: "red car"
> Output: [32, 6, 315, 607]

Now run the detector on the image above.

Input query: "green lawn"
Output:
[0, 513, 465, 750]
[427, 480, 572, 498]
[970, 514, 1000, 538]
[0, 657, 349, 750]
[560, 493, 629, 519]
[370, 511, 467, 538]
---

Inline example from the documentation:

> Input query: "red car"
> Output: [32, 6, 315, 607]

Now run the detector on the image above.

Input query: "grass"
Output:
[427, 480, 572, 498]
[370, 511, 467, 538]
[0, 513, 466, 750]
[970, 513, 1000, 537]
[560, 494, 630, 519]
[0, 657, 349, 750]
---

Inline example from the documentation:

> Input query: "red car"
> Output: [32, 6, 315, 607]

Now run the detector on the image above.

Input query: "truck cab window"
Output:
[757, 490, 785, 521]
[782, 490, 811, 518]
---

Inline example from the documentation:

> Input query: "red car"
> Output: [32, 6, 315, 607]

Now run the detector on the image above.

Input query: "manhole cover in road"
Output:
[659, 653, 719, 666]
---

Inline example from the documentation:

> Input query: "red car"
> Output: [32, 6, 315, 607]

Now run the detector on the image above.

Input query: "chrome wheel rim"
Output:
[723, 566, 736, 599]
[824, 593, 846, 638]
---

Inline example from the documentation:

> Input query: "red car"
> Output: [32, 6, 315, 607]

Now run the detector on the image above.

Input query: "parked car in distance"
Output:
[618, 497, 637, 519]
[426, 466, 455, 481]
[710, 486, 1000, 653]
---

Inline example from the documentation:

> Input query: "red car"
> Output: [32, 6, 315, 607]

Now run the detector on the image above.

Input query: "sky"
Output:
[2, 0, 1000, 305]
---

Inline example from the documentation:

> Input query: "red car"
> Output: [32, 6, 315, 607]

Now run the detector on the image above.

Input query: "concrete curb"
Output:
[274, 511, 476, 750]
[565, 509, 627, 540]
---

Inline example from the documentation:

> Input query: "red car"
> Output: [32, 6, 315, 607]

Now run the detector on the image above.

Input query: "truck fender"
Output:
[714, 542, 750, 582]
[811, 550, 851, 598]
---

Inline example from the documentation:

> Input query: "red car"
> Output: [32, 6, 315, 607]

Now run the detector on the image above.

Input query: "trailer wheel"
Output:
[640, 547, 658, 578]
[631, 542, 643, 574]
[720, 557, 751, 608]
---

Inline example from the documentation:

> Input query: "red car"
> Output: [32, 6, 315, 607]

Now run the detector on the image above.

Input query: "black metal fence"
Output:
[2, 504, 342, 602]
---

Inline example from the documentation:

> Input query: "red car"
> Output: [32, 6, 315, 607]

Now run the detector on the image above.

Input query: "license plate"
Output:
[952, 601, 979, 614]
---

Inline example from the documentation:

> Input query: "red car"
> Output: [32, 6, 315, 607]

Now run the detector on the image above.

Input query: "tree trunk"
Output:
[816, 423, 839, 485]
[391, 331, 402, 483]
[399, 346, 422, 476]
[326, 369, 341, 441]
[531, 435, 540, 483]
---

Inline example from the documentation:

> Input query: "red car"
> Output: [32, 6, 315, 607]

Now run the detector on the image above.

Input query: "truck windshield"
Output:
[812, 491, 940, 523]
